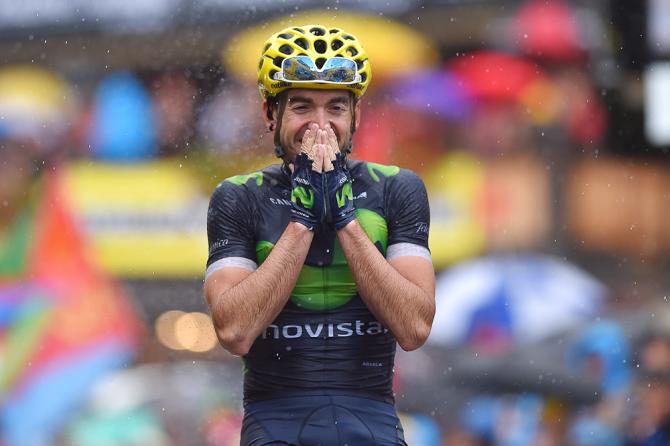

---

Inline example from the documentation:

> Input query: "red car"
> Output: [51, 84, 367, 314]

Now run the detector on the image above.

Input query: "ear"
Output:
[354, 100, 362, 129]
[262, 100, 277, 131]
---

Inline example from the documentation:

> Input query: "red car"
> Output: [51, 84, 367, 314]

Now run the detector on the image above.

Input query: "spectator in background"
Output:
[196, 79, 264, 155]
[0, 136, 37, 235]
[626, 305, 670, 445]
[566, 321, 632, 446]
[89, 71, 158, 161]
[151, 71, 196, 156]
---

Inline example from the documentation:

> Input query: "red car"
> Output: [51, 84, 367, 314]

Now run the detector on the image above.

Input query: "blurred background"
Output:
[1, 0, 670, 445]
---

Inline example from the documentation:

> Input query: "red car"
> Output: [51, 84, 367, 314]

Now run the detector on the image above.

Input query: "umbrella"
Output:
[386, 69, 473, 121]
[0, 65, 74, 147]
[222, 10, 439, 84]
[513, 0, 585, 63]
[449, 50, 548, 103]
[428, 254, 606, 351]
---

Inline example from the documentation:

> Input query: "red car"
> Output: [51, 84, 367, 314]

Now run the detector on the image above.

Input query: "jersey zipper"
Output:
[321, 173, 328, 225]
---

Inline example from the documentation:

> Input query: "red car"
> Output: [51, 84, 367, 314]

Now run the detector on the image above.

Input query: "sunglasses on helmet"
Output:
[273, 56, 361, 84]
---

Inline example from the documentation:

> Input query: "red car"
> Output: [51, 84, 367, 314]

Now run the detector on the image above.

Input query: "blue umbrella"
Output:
[428, 254, 606, 350]
[386, 69, 473, 121]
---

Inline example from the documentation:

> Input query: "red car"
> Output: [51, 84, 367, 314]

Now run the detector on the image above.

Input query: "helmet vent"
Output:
[263, 43, 271, 52]
[342, 34, 355, 40]
[292, 27, 305, 34]
[309, 27, 326, 36]
[294, 38, 309, 50]
[258, 58, 264, 70]
[278, 33, 293, 40]
[331, 39, 343, 51]
[273, 56, 285, 68]
[360, 72, 367, 83]
[269, 69, 278, 79]
[329, 28, 340, 34]
[278, 44, 294, 55]
[315, 57, 327, 69]
[356, 59, 364, 70]
[314, 39, 327, 54]
[346, 46, 358, 57]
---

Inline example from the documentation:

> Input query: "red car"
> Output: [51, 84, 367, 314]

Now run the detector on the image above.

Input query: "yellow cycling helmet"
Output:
[257, 24, 371, 99]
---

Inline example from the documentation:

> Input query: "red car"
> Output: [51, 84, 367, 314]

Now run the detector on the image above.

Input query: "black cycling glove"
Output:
[290, 153, 324, 231]
[326, 153, 356, 230]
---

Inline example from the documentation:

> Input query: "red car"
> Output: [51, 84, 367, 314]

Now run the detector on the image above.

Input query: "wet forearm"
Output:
[336, 220, 433, 351]
[211, 222, 313, 355]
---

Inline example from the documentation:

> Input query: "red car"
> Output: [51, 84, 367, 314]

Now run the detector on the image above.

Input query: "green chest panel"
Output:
[255, 208, 387, 310]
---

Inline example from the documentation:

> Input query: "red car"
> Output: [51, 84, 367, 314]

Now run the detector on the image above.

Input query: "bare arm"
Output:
[336, 220, 435, 351]
[204, 222, 313, 356]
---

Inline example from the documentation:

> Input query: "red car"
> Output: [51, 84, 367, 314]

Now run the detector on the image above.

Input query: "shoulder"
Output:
[349, 159, 424, 189]
[210, 164, 282, 200]
[348, 159, 399, 183]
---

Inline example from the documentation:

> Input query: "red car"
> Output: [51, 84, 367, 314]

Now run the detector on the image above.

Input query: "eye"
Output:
[329, 104, 347, 113]
[291, 103, 310, 112]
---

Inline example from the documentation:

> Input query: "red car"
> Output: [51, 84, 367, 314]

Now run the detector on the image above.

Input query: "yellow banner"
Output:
[61, 159, 208, 278]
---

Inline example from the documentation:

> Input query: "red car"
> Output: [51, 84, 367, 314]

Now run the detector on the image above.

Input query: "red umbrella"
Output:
[514, 0, 585, 63]
[449, 51, 548, 103]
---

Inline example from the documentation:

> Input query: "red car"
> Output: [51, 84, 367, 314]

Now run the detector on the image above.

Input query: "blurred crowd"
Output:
[432, 315, 670, 446]
[1, 1, 670, 445]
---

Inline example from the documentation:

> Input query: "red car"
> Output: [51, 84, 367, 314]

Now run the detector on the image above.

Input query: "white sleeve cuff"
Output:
[205, 257, 257, 281]
[386, 243, 432, 263]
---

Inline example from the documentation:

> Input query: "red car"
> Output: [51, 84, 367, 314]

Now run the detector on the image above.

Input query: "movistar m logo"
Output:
[262, 320, 388, 340]
[367, 162, 400, 182]
[336, 183, 353, 208]
[225, 171, 263, 187]
[291, 186, 314, 209]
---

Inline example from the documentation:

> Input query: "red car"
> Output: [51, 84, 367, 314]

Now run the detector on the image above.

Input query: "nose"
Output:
[312, 108, 329, 129]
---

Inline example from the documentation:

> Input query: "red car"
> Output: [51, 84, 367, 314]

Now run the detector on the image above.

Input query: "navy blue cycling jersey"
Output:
[206, 159, 430, 404]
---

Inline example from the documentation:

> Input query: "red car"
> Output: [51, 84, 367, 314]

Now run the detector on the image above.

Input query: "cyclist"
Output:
[204, 24, 435, 445]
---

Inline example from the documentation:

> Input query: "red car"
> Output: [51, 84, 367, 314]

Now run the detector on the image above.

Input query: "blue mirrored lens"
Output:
[282, 56, 318, 80]
[280, 57, 358, 84]
[321, 58, 357, 82]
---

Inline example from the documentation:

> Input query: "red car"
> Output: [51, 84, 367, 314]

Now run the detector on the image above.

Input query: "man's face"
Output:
[264, 89, 360, 161]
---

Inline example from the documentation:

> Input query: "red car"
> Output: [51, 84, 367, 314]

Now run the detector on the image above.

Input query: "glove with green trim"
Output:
[290, 153, 325, 231]
[326, 153, 356, 230]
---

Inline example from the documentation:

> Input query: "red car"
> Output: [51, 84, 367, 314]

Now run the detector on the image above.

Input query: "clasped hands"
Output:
[289, 123, 355, 231]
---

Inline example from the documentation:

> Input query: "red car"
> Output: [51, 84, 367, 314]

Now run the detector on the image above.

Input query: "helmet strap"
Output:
[347, 95, 357, 155]
[271, 93, 288, 159]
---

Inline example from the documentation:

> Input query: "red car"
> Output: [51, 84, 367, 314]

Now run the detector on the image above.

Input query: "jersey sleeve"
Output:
[206, 180, 258, 279]
[385, 169, 431, 261]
